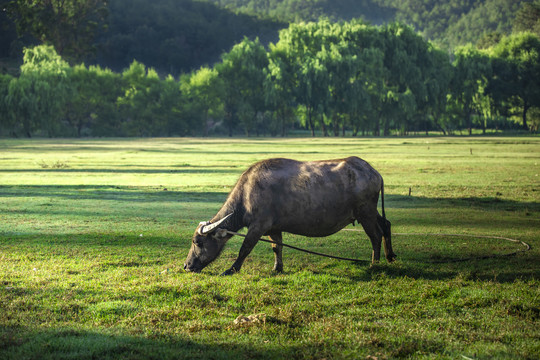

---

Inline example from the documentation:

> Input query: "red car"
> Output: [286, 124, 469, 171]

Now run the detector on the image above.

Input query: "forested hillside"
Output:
[97, 0, 285, 75]
[384, 0, 523, 48]
[207, 0, 527, 49]
[206, 0, 394, 23]
[1, 0, 285, 75]
[1, 0, 534, 74]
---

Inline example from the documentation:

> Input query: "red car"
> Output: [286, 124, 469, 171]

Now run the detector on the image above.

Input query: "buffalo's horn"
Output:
[198, 213, 233, 235]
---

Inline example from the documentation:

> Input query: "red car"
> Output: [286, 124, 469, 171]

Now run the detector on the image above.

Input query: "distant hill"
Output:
[95, 0, 285, 75]
[204, 0, 395, 23]
[1, 0, 530, 76]
[206, 0, 527, 49]
[384, 0, 524, 48]
[0, 0, 286, 75]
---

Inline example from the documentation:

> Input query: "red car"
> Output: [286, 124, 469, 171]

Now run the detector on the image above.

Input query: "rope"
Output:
[387, 231, 531, 263]
[226, 230, 370, 263]
[226, 229, 531, 264]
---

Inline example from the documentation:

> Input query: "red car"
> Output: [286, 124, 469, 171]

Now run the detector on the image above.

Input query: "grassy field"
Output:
[0, 137, 539, 359]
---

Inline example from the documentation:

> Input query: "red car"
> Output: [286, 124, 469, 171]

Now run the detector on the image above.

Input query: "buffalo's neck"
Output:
[212, 200, 245, 233]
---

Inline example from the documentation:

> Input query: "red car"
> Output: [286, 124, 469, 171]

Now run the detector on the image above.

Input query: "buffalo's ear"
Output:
[214, 229, 228, 239]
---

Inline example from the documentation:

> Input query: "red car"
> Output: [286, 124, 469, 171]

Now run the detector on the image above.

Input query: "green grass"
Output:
[0, 137, 539, 359]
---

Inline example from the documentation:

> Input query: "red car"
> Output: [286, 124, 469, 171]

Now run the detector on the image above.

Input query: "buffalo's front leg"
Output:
[269, 232, 283, 273]
[221, 228, 264, 275]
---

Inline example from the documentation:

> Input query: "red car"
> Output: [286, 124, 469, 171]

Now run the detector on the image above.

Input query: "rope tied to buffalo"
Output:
[226, 230, 371, 264]
[226, 230, 531, 264]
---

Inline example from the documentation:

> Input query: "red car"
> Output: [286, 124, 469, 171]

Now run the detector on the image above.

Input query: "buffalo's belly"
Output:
[273, 214, 353, 237]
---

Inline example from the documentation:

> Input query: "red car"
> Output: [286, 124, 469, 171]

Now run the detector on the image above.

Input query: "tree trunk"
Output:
[203, 110, 209, 137]
[332, 113, 339, 136]
[375, 112, 381, 136]
[467, 108, 472, 135]
[320, 115, 329, 137]
[280, 109, 286, 137]
[383, 118, 390, 136]
[307, 106, 315, 137]
[523, 102, 529, 130]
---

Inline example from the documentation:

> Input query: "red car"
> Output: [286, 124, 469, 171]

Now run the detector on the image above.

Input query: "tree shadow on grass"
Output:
[343, 251, 540, 283]
[0, 325, 289, 360]
[0, 167, 241, 175]
[2, 185, 538, 210]
[0, 185, 229, 203]
[387, 194, 540, 212]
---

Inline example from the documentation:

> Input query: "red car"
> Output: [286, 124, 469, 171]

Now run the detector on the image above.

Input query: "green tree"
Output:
[182, 67, 224, 136]
[64, 64, 123, 137]
[86, 66, 123, 136]
[266, 41, 296, 136]
[275, 21, 333, 136]
[340, 21, 385, 136]
[0, 72, 14, 136]
[5, 45, 70, 137]
[64, 64, 97, 136]
[450, 44, 492, 135]
[322, 34, 381, 137]
[216, 37, 269, 136]
[118, 61, 183, 136]
[379, 24, 428, 135]
[423, 48, 453, 134]
[159, 75, 191, 136]
[490, 32, 540, 130]
[6, 0, 108, 63]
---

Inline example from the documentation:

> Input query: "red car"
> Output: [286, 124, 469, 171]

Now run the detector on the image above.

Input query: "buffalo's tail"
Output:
[381, 178, 386, 219]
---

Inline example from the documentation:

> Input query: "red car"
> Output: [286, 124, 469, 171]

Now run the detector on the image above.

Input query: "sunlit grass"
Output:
[0, 136, 539, 359]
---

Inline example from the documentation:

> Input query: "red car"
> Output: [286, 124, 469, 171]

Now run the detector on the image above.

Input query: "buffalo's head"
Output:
[183, 213, 233, 273]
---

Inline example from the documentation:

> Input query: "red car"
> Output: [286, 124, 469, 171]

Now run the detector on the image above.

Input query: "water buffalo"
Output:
[184, 156, 395, 275]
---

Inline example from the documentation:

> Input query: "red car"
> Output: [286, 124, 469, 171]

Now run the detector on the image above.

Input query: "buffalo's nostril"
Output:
[183, 263, 188, 270]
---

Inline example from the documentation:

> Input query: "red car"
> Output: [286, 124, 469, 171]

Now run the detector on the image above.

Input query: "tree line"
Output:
[1, 20, 539, 137]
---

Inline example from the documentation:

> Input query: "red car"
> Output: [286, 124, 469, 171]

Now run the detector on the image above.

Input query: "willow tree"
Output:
[490, 32, 540, 130]
[216, 37, 269, 136]
[5, 45, 70, 137]
[0, 73, 14, 136]
[182, 67, 224, 136]
[273, 21, 333, 136]
[450, 44, 492, 135]
[266, 40, 297, 137]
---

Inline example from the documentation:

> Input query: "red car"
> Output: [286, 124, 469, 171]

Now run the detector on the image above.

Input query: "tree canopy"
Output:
[2, 18, 538, 138]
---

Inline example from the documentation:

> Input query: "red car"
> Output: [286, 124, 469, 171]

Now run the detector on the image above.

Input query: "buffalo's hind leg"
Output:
[359, 215, 383, 264]
[377, 214, 396, 262]
[268, 232, 283, 273]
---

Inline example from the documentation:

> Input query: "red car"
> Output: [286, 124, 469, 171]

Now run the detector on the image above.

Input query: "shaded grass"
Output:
[0, 137, 539, 359]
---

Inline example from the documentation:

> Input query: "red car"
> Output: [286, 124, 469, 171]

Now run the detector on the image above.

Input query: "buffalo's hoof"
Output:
[387, 253, 397, 262]
[220, 268, 237, 276]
